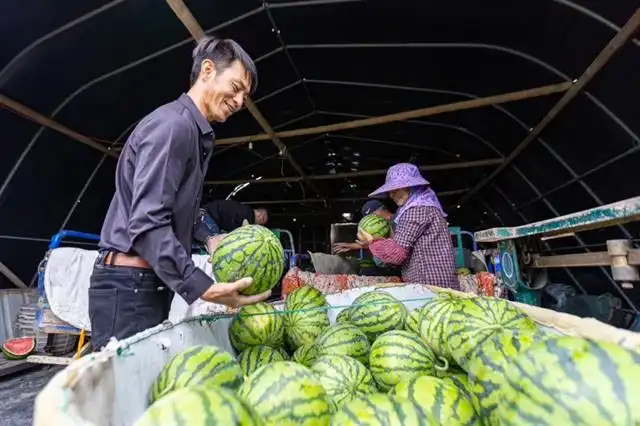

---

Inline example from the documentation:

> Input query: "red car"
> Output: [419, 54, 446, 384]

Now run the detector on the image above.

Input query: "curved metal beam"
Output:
[0, 0, 127, 86]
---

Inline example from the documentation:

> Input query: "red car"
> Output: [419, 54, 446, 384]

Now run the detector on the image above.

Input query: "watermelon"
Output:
[284, 286, 330, 350]
[391, 375, 482, 426]
[404, 308, 422, 335]
[135, 385, 264, 426]
[335, 308, 351, 324]
[315, 324, 371, 365]
[229, 302, 284, 352]
[237, 345, 289, 377]
[466, 329, 546, 424]
[238, 361, 331, 425]
[211, 224, 285, 296]
[310, 354, 378, 411]
[347, 291, 408, 341]
[496, 336, 640, 425]
[418, 293, 461, 365]
[292, 343, 318, 367]
[149, 345, 244, 403]
[442, 373, 474, 402]
[445, 296, 538, 370]
[369, 330, 448, 391]
[358, 214, 391, 238]
[2, 337, 35, 360]
[330, 393, 434, 426]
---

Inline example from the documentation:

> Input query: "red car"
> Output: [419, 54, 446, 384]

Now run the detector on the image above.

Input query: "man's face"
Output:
[200, 59, 252, 123]
[255, 210, 268, 225]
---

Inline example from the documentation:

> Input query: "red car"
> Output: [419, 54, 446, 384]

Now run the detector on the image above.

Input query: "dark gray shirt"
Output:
[99, 94, 214, 304]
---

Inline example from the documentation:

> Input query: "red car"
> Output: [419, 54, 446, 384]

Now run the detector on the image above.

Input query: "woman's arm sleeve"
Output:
[370, 208, 430, 264]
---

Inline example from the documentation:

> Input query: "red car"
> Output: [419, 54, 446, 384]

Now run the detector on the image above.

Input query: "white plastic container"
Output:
[34, 284, 435, 426]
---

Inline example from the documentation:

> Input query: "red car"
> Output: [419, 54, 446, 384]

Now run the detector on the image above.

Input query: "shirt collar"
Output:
[178, 93, 214, 135]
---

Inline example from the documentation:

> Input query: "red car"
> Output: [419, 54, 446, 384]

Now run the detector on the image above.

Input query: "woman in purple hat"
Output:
[357, 163, 459, 289]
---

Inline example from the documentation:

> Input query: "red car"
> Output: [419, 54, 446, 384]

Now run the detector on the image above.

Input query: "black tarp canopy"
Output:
[0, 0, 638, 307]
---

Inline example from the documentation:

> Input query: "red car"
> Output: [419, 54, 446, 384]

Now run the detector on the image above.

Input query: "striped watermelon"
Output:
[466, 329, 545, 424]
[315, 324, 371, 365]
[229, 303, 284, 352]
[335, 308, 351, 324]
[392, 375, 482, 426]
[496, 336, 640, 425]
[238, 361, 331, 425]
[358, 214, 391, 238]
[292, 343, 318, 367]
[238, 345, 289, 377]
[348, 291, 408, 341]
[369, 330, 448, 391]
[135, 385, 264, 426]
[284, 286, 330, 350]
[404, 308, 422, 335]
[211, 225, 284, 295]
[445, 297, 538, 370]
[330, 393, 432, 426]
[442, 373, 474, 403]
[149, 345, 244, 404]
[310, 355, 378, 411]
[419, 293, 462, 365]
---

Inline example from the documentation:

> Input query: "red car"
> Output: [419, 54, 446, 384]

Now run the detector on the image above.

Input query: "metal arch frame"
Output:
[301, 80, 634, 239]
[3, 40, 636, 204]
[220, 77, 633, 240]
[0, 3, 634, 236]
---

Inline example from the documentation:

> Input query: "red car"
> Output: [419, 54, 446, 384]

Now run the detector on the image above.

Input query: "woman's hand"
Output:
[332, 242, 362, 254]
[356, 229, 377, 248]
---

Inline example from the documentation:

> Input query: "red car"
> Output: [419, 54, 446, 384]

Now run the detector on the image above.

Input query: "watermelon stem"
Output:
[434, 356, 449, 372]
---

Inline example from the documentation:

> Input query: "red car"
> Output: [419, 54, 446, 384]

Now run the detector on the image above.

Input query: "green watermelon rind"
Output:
[2, 337, 36, 360]
[135, 385, 264, 426]
[211, 225, 285, 296]
[148, 345, 244, 404]
[357, 214, 391, 238]
[347, 291, 408, 342]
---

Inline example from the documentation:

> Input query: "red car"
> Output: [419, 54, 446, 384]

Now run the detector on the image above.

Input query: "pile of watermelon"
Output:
[135, 287, 640, 425]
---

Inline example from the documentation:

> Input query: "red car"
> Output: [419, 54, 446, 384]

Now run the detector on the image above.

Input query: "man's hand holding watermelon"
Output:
[200, 277, 271, 308]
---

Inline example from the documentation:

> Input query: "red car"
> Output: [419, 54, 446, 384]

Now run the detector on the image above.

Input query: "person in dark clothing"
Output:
[332, 200, 401, 277]
[88, 36, 271, 351]
[194, 200, 268, 253]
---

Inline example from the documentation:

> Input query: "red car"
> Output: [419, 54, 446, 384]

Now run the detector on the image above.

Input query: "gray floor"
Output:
[0, 366, 63, 426]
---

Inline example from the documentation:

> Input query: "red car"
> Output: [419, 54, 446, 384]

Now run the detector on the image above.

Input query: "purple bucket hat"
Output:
[369, 163, 429, 198]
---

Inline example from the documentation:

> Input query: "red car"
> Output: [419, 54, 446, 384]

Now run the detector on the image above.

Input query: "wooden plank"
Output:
[0, 94, 117, 158]
[216, 82, 572, 145]
[475, 196, 640, 243]
[26, 355, 74, 366]
[205, 159, 501, 185]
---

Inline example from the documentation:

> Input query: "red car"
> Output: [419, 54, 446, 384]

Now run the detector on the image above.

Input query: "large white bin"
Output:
[33, 284, 435, 426]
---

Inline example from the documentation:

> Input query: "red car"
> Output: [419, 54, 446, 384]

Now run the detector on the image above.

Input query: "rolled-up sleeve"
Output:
[128, 115, 211, 304]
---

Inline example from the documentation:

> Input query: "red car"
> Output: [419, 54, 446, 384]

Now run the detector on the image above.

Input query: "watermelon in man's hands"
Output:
[210, 225, 285, 296]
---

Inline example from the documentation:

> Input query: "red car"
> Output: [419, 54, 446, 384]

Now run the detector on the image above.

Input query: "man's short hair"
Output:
[190, 36, 258, 93]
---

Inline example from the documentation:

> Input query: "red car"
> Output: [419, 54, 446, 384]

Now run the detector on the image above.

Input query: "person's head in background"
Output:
[361, 200, 393, 221]
[254, 208, 269, 225]
[188, 36, 258, 123]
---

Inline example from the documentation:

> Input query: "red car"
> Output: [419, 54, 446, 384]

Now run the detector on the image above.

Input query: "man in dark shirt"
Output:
[89, 36, 270, 350]
[194, 199, 268, 252]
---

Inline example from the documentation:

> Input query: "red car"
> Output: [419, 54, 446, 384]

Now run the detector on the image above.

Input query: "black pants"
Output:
[88, 251, 172, 350]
